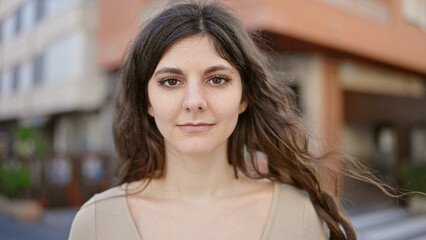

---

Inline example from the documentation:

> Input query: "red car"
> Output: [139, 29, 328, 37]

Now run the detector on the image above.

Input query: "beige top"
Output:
[69, 182, 329, 240]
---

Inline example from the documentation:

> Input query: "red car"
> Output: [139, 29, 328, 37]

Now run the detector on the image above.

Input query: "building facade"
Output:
[0, 0, 113, 206]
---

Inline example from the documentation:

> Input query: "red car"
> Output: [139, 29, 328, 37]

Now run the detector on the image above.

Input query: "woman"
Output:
[70, 1, 356, 239]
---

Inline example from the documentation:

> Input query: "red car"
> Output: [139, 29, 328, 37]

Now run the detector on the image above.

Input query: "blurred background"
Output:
[0, 0, 425, 239]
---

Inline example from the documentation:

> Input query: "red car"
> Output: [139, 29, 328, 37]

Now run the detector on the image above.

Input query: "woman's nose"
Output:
[182, 81, 207, 112]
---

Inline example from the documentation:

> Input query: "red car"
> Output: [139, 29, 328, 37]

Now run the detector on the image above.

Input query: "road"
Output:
[0, 208, 77, 240]
[351, 208, 426, 240]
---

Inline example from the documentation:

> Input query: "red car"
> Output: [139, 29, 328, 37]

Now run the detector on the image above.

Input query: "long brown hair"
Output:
[114, 1, 356, 239]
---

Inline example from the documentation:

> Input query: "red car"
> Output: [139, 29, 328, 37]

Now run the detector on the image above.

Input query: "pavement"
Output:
[351, 207, 426, 240]
[0, 208, 78, 240]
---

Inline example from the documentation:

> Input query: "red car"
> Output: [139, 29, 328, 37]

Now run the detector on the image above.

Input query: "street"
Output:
[0, 208, 77, 240]
[351, 208, 426, 240]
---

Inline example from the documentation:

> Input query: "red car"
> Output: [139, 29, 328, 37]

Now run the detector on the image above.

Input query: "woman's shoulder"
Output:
[69, 184, 131, 240]
[275, 182, 309, 202]
[80, 184, 127, 208]
[268, 182, 329, 239]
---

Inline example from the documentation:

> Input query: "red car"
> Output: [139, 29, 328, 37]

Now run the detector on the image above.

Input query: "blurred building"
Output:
[0, 0, 114, 206]
[97, 0, 426, 206]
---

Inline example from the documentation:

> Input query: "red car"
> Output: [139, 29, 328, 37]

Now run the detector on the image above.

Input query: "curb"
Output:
[0, 195, 44, 222]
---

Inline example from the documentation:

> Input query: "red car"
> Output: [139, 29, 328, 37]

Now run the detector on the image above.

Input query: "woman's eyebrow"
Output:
[153, 65, 234, 77]
[153, 67, 184, 77]
[204, 65, 234, 74]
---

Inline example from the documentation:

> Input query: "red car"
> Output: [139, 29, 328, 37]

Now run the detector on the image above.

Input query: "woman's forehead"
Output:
[154, 35, 236, 73]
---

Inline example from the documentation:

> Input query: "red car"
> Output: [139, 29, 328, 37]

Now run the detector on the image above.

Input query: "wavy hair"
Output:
[114, 1, 357, 239]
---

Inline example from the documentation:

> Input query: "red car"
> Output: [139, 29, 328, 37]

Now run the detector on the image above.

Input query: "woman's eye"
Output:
[207, 76, 229, 85]
[160, 78, 181, 87]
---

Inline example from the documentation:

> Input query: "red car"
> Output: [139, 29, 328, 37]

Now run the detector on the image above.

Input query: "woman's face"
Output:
[147, 35, 247, 157]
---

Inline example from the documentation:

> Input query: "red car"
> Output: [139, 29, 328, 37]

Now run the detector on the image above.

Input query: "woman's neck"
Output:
[150, 144, 238, 201]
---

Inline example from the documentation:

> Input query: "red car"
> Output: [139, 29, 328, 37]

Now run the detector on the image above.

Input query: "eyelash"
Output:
[207, 75, 231, 86]
[158, 75, 231, 89]
[158, 77, 182, 88]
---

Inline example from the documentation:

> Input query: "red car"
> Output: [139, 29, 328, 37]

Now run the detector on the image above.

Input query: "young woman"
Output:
[70, 1, 356, 239]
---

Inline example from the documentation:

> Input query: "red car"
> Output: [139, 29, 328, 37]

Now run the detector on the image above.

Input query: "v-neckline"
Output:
[122, 181, 279, 240]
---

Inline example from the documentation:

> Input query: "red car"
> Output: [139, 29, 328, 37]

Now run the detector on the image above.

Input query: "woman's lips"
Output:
[177, 123, 215, 133]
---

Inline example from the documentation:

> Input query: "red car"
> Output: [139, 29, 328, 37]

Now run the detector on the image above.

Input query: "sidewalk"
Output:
[0, 208, 78, 240]
[351, 207, 426, 240]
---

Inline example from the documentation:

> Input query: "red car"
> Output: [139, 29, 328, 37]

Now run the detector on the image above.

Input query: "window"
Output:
[14, 6, 23, 34]
[45, 33, 83, 83]
[311, 0, 391, 25]
[21, 61, 33, 92]
[0, 6, 25, 41]
[12, 65, 21, 92]
[2, 15, 15, 41]
[403, 0, 426, 29]
[33, 54, 44, 86]
[0, 22, 3, 43]
[1, 70, 12, 97]
[45, 0, 81, 17]
[22, 0, 37, 31]
[35, 0, 46, 22]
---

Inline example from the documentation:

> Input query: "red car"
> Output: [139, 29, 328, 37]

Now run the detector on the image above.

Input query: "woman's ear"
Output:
[148, 105, 154, 117]
[239, 96, 248, 114]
